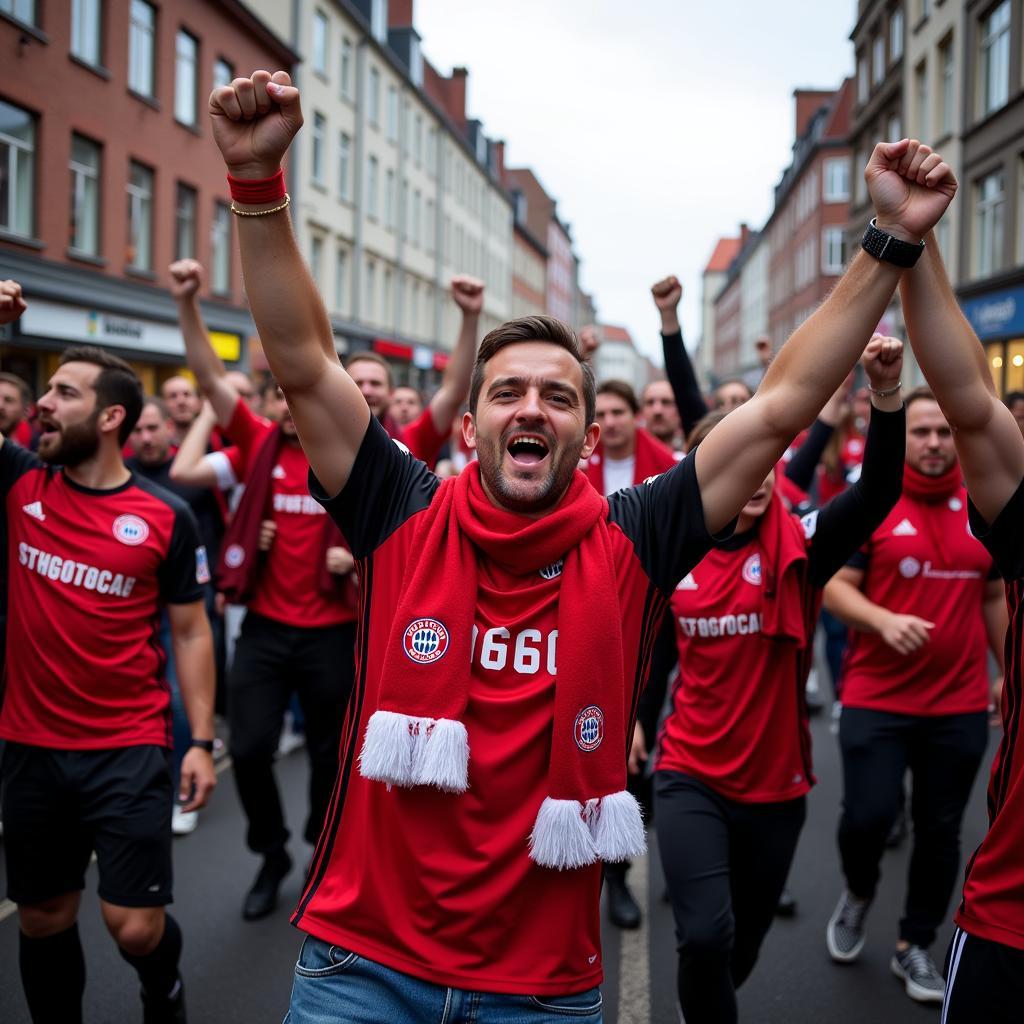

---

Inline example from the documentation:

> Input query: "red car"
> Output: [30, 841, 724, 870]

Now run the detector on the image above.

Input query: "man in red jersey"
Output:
[390, 384, 425, 427]
[823, 386, 1005, 1004]
[876, 141, 1024, 1023]
[209, 70, 957, 1020]
[0, 332, 216, 1020]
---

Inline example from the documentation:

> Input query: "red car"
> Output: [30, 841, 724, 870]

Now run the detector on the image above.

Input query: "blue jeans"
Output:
[285, 936, 604, 1023]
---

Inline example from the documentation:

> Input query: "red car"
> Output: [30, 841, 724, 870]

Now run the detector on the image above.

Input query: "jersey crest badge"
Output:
[892, 518, 918, 537]
[403, 618, 450, 664]
[948, 496, 963, 512]
[272, 464, 287, 479]
[899, 557, 921, 578]
[539, 560, 563, 580]
[742, 554, 762, 586]
[21, 501, 45, 522]
[677, 573, 698, 591]
[112, 514, 149, 546]
[224, 543, 246, 568]
[195, 546, 211, 585]
[574, 705, 604, 752]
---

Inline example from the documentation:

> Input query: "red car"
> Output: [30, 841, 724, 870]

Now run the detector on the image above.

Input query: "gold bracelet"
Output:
[230, 193, 291, 217]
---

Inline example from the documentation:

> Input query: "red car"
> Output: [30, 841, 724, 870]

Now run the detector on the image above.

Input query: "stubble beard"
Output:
[476, 432, 581, 515]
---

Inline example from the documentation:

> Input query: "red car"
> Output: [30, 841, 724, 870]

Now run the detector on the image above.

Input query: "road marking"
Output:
[615, 848, 651, 1024]
[0, 754, 234, 925]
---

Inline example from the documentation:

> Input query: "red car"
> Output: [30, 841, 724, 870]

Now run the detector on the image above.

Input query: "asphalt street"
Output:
[0, 712, 998, 1023]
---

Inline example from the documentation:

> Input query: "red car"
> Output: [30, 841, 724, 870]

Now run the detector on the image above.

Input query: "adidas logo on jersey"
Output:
[22, 501, 45, 522]
[676, 573, 698, 591]
[892, 518, 918, 537]
[272, 465, 287, 479]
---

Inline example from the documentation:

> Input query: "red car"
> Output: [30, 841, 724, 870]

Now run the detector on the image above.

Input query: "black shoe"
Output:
[605, 873, 642, 929]
[775, 888, 798, 918]
[142, 976, 187, 1023]
[885, 807, 908, 849]
[242, 851, 292, 921]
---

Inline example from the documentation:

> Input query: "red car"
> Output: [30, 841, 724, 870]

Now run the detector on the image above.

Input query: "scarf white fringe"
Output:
[359, 710, 469, 792]
[529, 797, 599, 869]
[589, 790, 647, 861]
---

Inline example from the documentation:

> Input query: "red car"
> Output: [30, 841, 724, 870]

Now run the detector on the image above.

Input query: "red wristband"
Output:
[227, 169, 286, 204]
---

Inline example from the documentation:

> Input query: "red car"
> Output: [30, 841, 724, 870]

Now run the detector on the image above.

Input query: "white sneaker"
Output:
[278, 726, 305, 756]
[172, 804, 198, 836]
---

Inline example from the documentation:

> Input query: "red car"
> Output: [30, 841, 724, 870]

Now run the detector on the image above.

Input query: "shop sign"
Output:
[961, 285, 1024, 340]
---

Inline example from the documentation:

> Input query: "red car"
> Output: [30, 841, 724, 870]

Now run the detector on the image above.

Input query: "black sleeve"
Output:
[804, 405, 905, 588]
[159, 502, 206, 604]
[968, 476, 1024, 581]
[661, 329, 709, 437]
[608, 451, 732, 595]
[0, 440, 41, 501]
[784, 419, 835, 494]
[309, 415, 440, 559]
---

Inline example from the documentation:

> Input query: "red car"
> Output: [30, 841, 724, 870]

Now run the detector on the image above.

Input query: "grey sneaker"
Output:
[826, 890, 872, 962]
[891, 945, 945, 1004]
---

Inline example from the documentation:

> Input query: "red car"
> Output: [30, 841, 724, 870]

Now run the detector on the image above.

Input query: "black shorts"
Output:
[942, 927, 1024, 1023]
[1, 742, 174, 908]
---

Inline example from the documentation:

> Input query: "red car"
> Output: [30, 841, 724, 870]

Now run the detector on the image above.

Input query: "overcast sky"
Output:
[415, 0, 855, 363]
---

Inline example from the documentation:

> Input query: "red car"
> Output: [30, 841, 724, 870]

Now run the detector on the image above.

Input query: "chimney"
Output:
[448, 66, 468, 128]
[389, 0, 413, 27]
[493, 140, 506, 182]
[793, 89, 834, 140]
[739, 222, 750, 246]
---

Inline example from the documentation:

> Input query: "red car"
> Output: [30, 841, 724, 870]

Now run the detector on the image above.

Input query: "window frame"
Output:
[211, 199, 232, 295]
[128, 0, 156, 99]
[126, 159, 155, 272]
[174, 181, 197, 261]
[71, 0, 103, 69]
[69, 132, 102, 256]
[174, 28, 199, 127]
[0, 98, 36, 238]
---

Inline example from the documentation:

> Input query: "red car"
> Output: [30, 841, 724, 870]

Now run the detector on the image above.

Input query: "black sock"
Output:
[19, 923, 86, 1024]
[118, 912, 183, 1001]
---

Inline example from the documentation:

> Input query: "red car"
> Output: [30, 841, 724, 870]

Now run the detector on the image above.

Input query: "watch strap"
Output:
[861, 218, 925, 268]
[190, 739, 215, 753]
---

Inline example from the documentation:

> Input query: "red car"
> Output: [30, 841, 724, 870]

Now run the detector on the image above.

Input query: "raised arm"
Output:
[695, 141, 956, 536]
[895, 145, 1024, 523]
[169, 259, 239, 426]
[428, 276, 483, 434]
[209, 70, 368, 496]
[170, 402, 222, 489]
[0, 279, 27, 454]
[651, 275, 708, 435]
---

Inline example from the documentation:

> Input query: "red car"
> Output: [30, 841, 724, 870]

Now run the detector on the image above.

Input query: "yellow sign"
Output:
[209, 331, 241, 362]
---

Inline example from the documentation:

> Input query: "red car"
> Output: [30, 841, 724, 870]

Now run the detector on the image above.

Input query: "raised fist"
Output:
[209, 70, 303, 179]
[0, 279, 27, 325]
[451, 275, 485, 316]
[169, 259, 204, 301]
[865, 139, 957, 243]
[651, 276, 682, 312]
[578, 325, 600, 360]
[860, 334, 903, 391]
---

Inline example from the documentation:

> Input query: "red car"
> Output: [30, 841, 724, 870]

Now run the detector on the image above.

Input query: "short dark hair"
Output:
[469, 315, 596, 425]
[904, 385, 938, 410]
[597, 379, 639, 415]
[141, 395, 171, 420]
[345, 351, 394, 389]
[259, 375, 281, 398]
[712, 377, 753, 404]
[685, 409, 730, 453]
[1004, 390, 1024, 409]
[58, 346, 143, 444]
[0, 370, 31, 407]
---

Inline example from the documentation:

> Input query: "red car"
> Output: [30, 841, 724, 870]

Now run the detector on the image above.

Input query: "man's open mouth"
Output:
[506, 433, 550, 467]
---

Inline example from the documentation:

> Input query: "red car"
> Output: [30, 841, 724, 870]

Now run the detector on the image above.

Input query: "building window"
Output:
[980, 1, 1010, 116]
[382, 268, 392, 328]
[175, 30, 198, 126]
[384, 168, 395, 229]
[1, 1, 36, 27]
[368, 66, 380, 126]
[339, 37, 353, 98]
[974, 170, 1005, 276]
[386, 85, 398, 142]
[310, 234, 324, 287]
[857, 54, 869, 104]
[414, 115, 423, 164]
[174, 183, 196, 260]
[71, 0, 102, 66]
[872, 34, 886, 85]
[889, 9, 903, 62]
[915, 60, 929, 140]
[823, 158, 850, 202]
[337, 131, 351, 200]
[426, 127, 437, 176]
[312, 9, 328, 77]
[822, 227, 847, 274]
[425, 198, 434, 251]
[366, 155, 379, 218]
[334, 247, 347, 312]
[126, 161, 154, 271]
[0, 99, 35, 237]
[370, 0, 386, 42]
[939, 34, 955, 135]
[400, 178, 408, 239]
[128, 0, 155, 97]
[935, 216, 952, 266]
[311, 112, 326, 185]
[887, 113, 901, 141]
[412, 189, 421, 246]
[365, 259, 376, 320]
[211, 200, 231, 294]
[69, 134, 100, 255]
[213, 58, 234, 91]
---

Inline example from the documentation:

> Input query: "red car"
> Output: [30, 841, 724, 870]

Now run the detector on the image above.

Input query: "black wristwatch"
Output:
[190, 739, 215, 753]
[861, 218, 925, 268]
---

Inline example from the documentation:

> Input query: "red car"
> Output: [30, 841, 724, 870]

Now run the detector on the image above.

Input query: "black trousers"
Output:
[943, 927, 1024, 1023]
[837, 706, 988, 948]
[228, 613, 356, 855]
[655, 771, 806, 1024]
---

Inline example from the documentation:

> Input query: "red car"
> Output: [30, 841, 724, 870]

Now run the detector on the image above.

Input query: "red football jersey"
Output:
[840, 487, 994, 716]
[956, 480, 1024, 950]
[292, 418, 717, 995]
[0, 443, 205, 749]
[227, 401, 352, 629]
[399, 407, 449, 468]
[658, 536, 817, 802]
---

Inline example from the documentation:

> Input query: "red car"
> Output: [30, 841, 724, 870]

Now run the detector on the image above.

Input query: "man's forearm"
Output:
[173, 627, 216, 740]
[823, 580, 886, 634]
[431, 310, 479, 432]
[178, 297, 227, 391]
